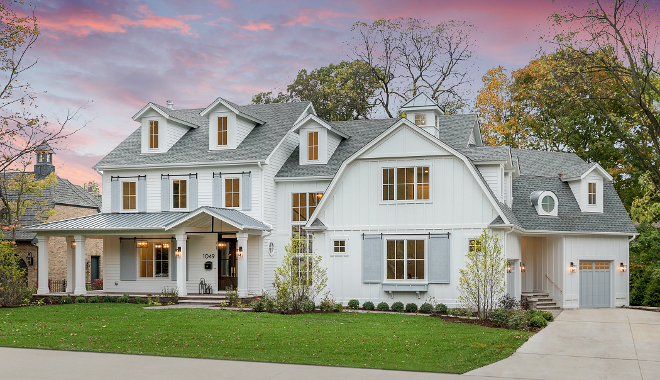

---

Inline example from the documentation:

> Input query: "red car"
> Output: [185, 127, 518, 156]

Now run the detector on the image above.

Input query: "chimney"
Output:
[166, 100, 174, 110]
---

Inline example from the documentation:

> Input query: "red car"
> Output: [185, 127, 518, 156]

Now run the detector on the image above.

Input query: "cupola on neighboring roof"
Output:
[399, 93, 443, 138]
[34, 141, 55, 178]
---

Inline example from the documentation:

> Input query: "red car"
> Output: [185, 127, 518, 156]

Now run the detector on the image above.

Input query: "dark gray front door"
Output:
[91, 256, 100, 283]
[579, 261, 611, 308]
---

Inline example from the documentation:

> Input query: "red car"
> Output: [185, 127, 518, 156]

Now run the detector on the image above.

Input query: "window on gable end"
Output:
[218, 116, 228, 146]
[149, 120, 159, 149]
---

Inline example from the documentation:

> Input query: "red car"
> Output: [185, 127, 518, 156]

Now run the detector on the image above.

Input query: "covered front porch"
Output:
[27, 206, 271, 298]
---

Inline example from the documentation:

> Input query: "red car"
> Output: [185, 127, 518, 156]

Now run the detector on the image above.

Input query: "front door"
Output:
[218, 238, 237, 290]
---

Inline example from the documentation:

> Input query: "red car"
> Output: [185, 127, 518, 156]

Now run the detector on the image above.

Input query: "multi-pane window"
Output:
[414, 114, 426, 126]
[225, 178, 240, 207]
[140, 242, 169, 278]
[172, 179, 187, 209]
[292, 254, 312, 285]
[383, 166, 430, 201]
[292, 225, 313, 253]
[386, 240, 425, 280]
[218, 116, 228, 146]
[541, 195, 555, 213]
[333, 240, 346, 255]
[122, 181, 136, 210]
[468, 239, 479, 253]
[292, 193, 323, 222]
[308, 132, 319, 161]
[149, 120, 159, 149]
[588, 183, 597, 205]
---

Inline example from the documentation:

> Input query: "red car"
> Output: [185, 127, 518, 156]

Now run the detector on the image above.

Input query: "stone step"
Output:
[537, 302, 557, 307]
[537, 297, 553, 302]
[178, 299, 223, 305]
[537, 305, 561, 310]
[522, 293, 550, 298]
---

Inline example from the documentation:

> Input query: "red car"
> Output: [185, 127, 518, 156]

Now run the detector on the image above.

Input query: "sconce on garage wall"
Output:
[620, 262, 627, 272]
[569, 262, 576, 273]
[175, 247, 182, 258]
[520, 262, 526, 272]
[237, 246, 244, 258]
[506, 263, 512, 273]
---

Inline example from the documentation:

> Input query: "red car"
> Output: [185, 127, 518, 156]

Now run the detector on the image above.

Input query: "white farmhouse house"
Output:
[28, 94, 637, 309]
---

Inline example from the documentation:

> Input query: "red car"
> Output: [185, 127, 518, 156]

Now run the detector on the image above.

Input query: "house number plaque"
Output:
[203, 253, 216, 259]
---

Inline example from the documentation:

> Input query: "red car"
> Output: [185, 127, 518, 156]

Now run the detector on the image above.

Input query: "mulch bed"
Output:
[429, 313, 542, 332]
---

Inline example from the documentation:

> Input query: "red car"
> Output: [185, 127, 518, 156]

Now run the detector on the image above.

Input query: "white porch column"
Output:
[176, 234, 187, 296]
[65, 236, 74, 293]
[73, 235, 86, 295]
[236, 232, 248, 297]
[36, 235, 49, 295]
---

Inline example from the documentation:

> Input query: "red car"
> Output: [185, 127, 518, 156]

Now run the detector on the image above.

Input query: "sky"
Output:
[16, 0, 595, 189]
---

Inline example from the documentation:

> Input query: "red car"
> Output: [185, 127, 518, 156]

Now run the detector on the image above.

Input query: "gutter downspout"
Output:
[258, 161, 266, 295]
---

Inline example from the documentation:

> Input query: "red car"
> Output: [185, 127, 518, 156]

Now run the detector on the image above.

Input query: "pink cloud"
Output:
[239, 20, 274, 31]
[177, 14, 204, 21]
[211, 0, 232, 8]
[282, 8, 353, 27]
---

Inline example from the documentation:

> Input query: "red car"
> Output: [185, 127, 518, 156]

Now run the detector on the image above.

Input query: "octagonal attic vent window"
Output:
[530, 190, 558, 217]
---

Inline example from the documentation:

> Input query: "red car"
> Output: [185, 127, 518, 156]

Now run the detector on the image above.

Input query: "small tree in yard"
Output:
[273, 233, 328, 310]
[0, 240, 31, 306]
[458, 228, 507, 319]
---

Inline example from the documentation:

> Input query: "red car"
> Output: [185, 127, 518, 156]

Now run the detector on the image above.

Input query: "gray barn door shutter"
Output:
[212, 173, 222, 207]
[161, 175, 170, 212]
[362, 234, 383, 283]
[428, 234, 450, 283]
[138, 176, 147, 213]
[119, 238, 137, 281]
[111, 177, 120, 213]
[242, 172, 251, 211]
[171, 238, 177, 281]
[189, 174, 198, 210]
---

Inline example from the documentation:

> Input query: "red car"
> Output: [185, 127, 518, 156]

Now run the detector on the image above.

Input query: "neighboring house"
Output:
[27, 94, 636, 308]
[2, 143, 103, 288]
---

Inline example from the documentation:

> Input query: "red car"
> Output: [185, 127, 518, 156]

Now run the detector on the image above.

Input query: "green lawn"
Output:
[0, 304, 533, 373]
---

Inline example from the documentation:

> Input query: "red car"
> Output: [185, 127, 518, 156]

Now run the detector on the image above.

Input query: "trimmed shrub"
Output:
[507, 309, 530, 330]
[319, 300, 334, 311]
[117, 294, 130, 303]
[264, 295, 276, 312]
[435, 303, 448, 314]
[92, 279, 103, 290]
[251, 298, 265, 312]
[490, 308, 509, 326]
[362, 301, 375, 310]
[539, 310, 554, 322]
[88, 295, 100, 304]
[347, 299, 360, 309]
[419, 302, 433, 313]
[391, 301, 404, 312]
[405, 303, 418, 313]
[377, 302, 389, 311]
[530, 315, 548, 328]
[301, 299, 316, 313]
[62, 295, 73, 304]
[497, 293, 520, 310]
[103, 295, 115, 303]
[133, 296, 145, 304]
[75, 296, 86, 304]
[333, 303, 343, 312]
[275, 297, 290, 313]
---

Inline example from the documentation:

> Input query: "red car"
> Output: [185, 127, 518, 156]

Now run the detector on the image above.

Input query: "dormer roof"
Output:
[291, 114, 350, 139]
[560, 162, 613, 182]
[200, 97, 266, 124]
[401, 93, 442, 110]
[132, 103, 201, 129]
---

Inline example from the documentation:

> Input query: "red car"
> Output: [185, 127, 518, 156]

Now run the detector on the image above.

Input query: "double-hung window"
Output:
[139, 242, 169, 278]
[172, 179, 187, 209]
[308, 132, 318, 161]
[588, 183, 597, 205]
[149, 120, 159, 149]
[225, 178, 240, 207]
[386, 239, 425, 280]
[382, 166, 430, 201]
[122, 181, 137, 211]
[218, 116, 228, 146]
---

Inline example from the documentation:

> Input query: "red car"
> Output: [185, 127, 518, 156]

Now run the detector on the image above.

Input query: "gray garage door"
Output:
[579, 261, 611, 308]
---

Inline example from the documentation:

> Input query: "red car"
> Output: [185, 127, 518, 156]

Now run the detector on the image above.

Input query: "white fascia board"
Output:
[290, 114, 350, 139]
[274, 175, 334, 182]
[304, 118, 511, 228]
[294, 103, 317, 125]
[200, 97, 265, 124]
[488, 224, 525, 233]
[95, 160, 263, 171]
[520, 229, 638, 237]
[560, 164, 613, 182]
[132, 103, 199, 129]
[164, 208, 242, 231]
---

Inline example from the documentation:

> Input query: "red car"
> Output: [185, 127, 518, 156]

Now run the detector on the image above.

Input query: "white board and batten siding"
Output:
[521, 236, 564, 307]
[477, 164, 503, 202]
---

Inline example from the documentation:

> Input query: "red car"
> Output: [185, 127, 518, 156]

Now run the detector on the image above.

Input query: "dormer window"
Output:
[531, 190, 558, 216]
[588, 182, 597, 205]
[149, 120, 159, 149]
[308, 132, 318, 161]
[218, 116, 228, 146]
[415, 114, 426, 126]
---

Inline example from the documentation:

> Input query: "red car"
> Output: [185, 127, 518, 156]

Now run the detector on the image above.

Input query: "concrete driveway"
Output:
[466, 308, 660, 380]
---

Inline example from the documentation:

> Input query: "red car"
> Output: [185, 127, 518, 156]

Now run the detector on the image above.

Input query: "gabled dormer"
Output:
[132, 101, 198, 154]
[291, 114, 349, 165]
[400, 93, 443, 138]
[200, 97, 265, 151]
[561, 163, 612, 213]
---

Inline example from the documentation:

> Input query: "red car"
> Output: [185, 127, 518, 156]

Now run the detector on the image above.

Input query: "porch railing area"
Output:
[47, 279, 92, 293]
[545, 274, 563, 292]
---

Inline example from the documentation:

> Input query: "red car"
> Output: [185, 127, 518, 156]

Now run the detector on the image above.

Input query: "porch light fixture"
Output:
[162, 243, 170, 249]
[71, 240, 76, 248]
[569, 262, 576, 273]
[520, 262, 526, 272]
[175, 247, 182, 258]
[154, 243, 162, 249]
[217, 241, 227, 249]
[26, 252, 33, 266]
[136, 240, 148, 248]
[506, 264, 512, 273]
[237, 246, 244, 258]
[620, 262, 627, 272]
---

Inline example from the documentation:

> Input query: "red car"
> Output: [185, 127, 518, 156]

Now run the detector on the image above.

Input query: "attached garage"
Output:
[579, 261, 611, 308]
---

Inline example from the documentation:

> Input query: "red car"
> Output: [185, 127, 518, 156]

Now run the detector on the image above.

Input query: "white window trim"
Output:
[414, 113, 426, 126]
[170, 176, 189, 211]
[380, 165, 432, 204]
[535, 191, 558, 217]
[308, 131, 319, 162]
[587, 182, 597, 206]
[331, 238, 348, 257]
[137, 241, 172, 280]
[466, 236, 479, 256]
[148, 119, 160, 151]
[120, 179, 138, 213]
[382, 236, 428, 284]
[223, 175, 241, 209]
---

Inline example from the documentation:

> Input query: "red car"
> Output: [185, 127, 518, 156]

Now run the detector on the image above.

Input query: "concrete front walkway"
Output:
[466, 308, 660, 380]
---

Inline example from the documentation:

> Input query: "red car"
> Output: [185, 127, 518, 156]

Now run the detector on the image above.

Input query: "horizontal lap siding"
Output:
[247, 235, 260, 294]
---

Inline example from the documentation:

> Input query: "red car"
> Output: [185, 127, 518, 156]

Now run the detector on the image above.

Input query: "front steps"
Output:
[522, 292, 561, 310]
[179, 294, 226, 305]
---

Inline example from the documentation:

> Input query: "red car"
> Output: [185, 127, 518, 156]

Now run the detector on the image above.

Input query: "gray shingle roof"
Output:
[152, 104, 207, 127]
[172, 207, 270, 231]
[94, 102, 311, 169]
[276, 118, 399, 178]
[511, 148, 590, 178]
[437, 114, 478, 150]
[458, 146, 510, 162]
[504, 176, 636, 234]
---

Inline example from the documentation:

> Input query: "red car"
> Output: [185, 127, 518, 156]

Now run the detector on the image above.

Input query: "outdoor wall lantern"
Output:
[154, 244, 162, 249]
[569, 262, 576, 273]
[136, 240, 148, 248]
[216, 241, 227, 249]
[237, 246, 244, 258]
[26, 252, 33, 266]
[162, 243, 170, 249]
[520, 262, 526, 272]
[71, 240, 76, 248]
[620, 262, 627, 272]
[506, 263, 512, 273]
[175, 247, 182, 258]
